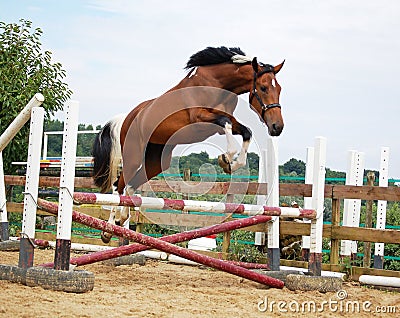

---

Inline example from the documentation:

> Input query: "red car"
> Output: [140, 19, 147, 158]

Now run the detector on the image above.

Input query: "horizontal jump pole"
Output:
[37, 198, 284, 288]
[73, 192, 316, 219]
[0, 93, 44, 152]
[39, 214, 273, 268]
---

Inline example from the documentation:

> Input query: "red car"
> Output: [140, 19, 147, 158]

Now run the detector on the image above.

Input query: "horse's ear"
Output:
[274, 60, 285, 74]
[252, 57, 259, 72]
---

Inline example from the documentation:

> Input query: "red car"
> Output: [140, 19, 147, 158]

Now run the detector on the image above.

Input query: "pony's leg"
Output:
[218, 121, 252, 173]
[218, 122, 238, 173]
[230, 122, 252, 172]
[230, 139, 250, 172]
[100, 182, 120, 243]
[114, 185, 134, 239]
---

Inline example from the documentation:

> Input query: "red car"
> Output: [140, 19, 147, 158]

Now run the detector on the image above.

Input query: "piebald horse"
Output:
[92, 46, 284, 243]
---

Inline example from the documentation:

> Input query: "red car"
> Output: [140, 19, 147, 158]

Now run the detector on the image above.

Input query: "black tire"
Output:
[0, 240, 20, 251]
[0, 264, 27, 284]
[285, 274, 343, 292]
[253, 270, 304, 283]
[25, 267, 95, 293]
[102, 254, 146, 266]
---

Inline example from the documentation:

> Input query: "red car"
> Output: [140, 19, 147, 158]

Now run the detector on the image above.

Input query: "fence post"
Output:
[363, 171, 375, 267]
[222, 193, 234, 260]
[18, 107, 45, 268]
[374, 147, 389, 269]
[330, 197, 341, 267]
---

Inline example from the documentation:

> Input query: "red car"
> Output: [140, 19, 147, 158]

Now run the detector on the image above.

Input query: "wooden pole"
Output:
[222, 193, 234, 259]
[330, 198, 341, 268]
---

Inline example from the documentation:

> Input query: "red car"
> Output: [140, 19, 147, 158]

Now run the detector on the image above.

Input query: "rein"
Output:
[249, 64, 281, 120]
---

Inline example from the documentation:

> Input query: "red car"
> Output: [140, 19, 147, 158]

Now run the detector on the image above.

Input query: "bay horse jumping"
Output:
[92, 46, 285, 243]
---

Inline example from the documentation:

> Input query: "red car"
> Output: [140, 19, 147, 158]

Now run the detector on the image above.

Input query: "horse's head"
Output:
[249, 58, 284, 136]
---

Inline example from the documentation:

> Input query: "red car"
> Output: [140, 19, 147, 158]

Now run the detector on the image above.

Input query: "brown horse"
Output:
[92, 46, 284, 242]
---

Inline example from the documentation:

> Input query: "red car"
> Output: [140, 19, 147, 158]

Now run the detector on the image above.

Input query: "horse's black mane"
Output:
[185, 46, 246, 70]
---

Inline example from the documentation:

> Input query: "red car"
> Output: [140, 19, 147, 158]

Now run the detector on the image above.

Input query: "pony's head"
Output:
[249, 58, 285, 136]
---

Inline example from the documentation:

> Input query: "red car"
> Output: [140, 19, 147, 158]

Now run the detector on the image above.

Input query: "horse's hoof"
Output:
[218, 154, 232, 174]
[101, 232, 111, 244]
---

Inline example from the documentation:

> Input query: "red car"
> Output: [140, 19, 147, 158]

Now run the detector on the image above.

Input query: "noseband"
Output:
[249, 64, 281, 120]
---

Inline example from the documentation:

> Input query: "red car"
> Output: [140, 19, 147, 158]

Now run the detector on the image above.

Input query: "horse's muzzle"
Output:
[269, 122, 284, 136]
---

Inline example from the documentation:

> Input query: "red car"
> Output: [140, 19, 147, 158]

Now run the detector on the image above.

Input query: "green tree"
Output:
[0, 19, 72, 173]
[282, 158, 306, 176]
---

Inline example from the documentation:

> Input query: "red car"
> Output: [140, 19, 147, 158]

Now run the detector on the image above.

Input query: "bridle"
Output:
[249, 63, 281, 120]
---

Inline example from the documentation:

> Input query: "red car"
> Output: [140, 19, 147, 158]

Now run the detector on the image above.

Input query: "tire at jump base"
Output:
[25, 267, 95, 293]
[0, 264, 27, 284]
[0, 240, 21, 251]
[285, 274, 343, 292]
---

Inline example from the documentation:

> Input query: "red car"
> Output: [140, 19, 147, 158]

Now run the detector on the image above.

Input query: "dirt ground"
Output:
[0, 249, 399, 318]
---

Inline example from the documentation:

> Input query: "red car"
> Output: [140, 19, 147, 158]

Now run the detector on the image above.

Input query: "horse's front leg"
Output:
[218, 119, 252, 173]
[117, 185, 134, 228]
[100, 182, 120, 243]
[218, 122, 238, 173]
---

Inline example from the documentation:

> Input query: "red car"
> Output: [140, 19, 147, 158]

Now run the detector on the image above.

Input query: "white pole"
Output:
[301, 147, 314, 254]
[255, 149, 267, 246]
[359, 275, 400, 288]
[57, 101, 79, 240]
[54, 101, 79, 270]
[0, 152, 8, 240]
[0, 93, 44, 152]
[374, 147, 389, 269]
[266, 137, 280, 270]
[309, 136, 327, 276]
[42, 133, 48, 160]
[18, 107, 45, 267]
[341, 151, 365, 256]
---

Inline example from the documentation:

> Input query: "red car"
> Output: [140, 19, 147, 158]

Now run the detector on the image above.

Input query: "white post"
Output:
[54, 101, 79, 270]
[18, 107, 45, 268]
[341, 151, 365, 256]
[374, 147, 389, 269]
[301, 147, 314, 259]
[0, 152, 8, 240]
[266, 137, 280, 270]
[42, 133, 48, 160]
[308, 137, 327, 276]
[255, 149, 267, 246]
[0, 93, 44, 152]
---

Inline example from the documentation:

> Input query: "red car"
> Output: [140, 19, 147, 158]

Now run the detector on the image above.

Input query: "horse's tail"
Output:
[92, 114, 125, 193]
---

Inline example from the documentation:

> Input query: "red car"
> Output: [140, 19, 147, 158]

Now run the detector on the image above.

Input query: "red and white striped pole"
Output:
[40, 214, 273, 267]
[38, 198, 285, 288]
[72, 192, 317, 219]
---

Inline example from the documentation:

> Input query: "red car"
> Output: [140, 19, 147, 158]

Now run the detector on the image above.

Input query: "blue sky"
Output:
[2, 0, 400, 177]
